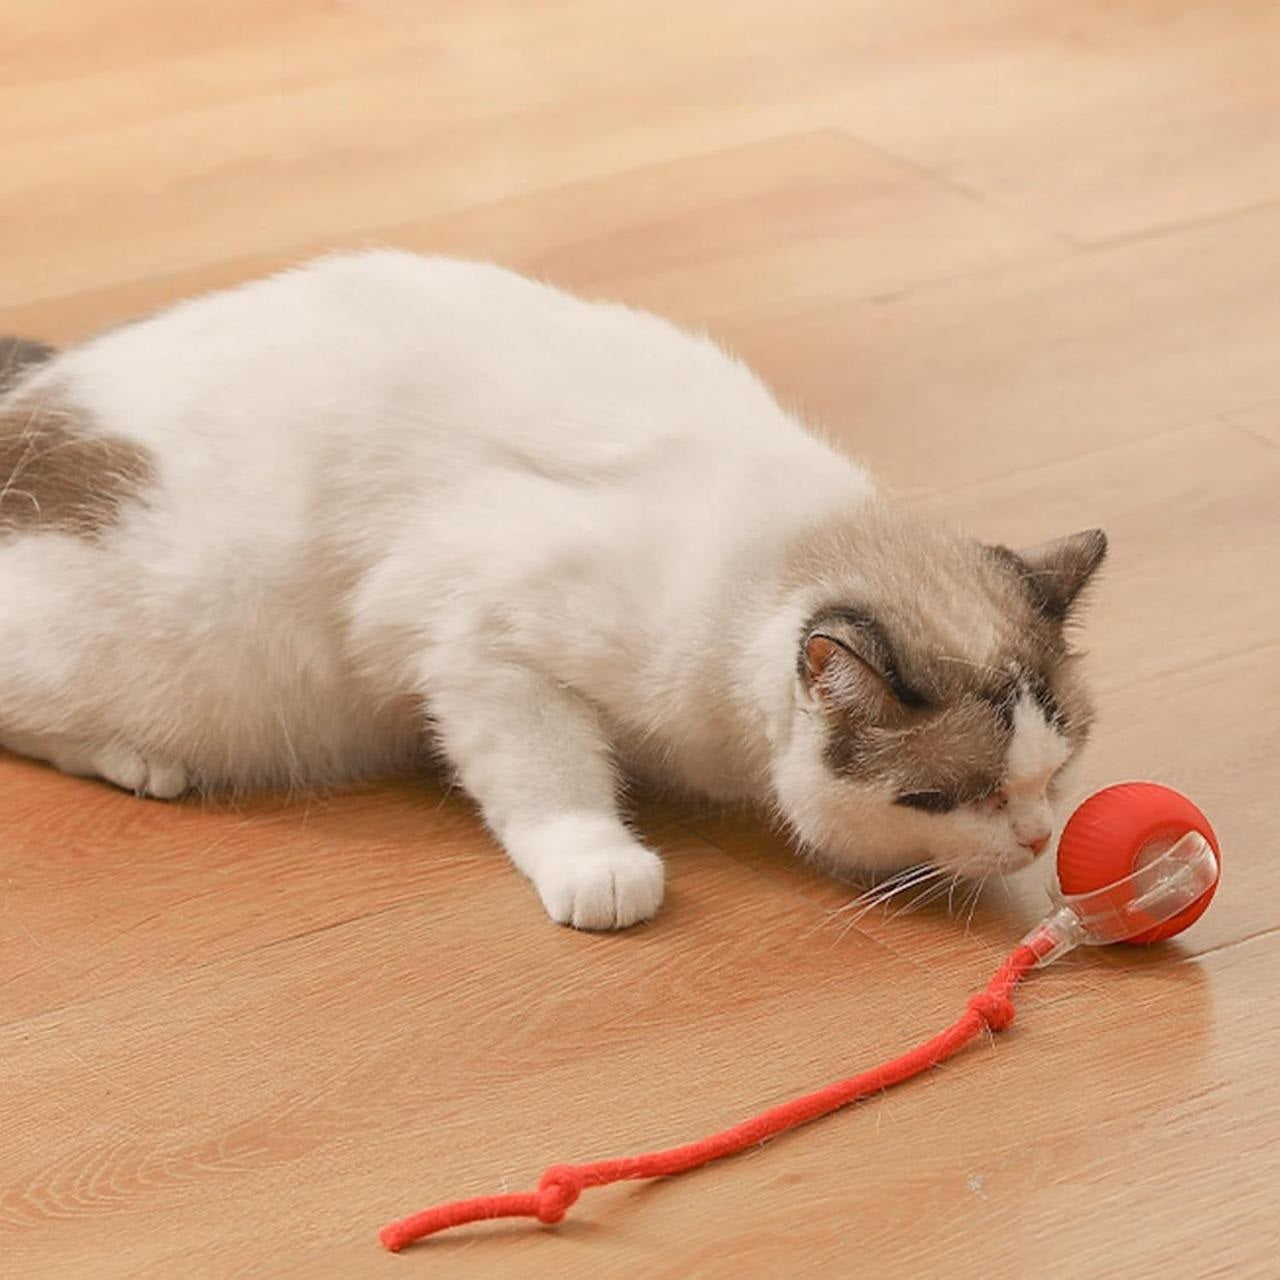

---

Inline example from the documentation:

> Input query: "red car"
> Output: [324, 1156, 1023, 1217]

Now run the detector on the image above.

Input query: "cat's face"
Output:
[773, 523, 1107, 882]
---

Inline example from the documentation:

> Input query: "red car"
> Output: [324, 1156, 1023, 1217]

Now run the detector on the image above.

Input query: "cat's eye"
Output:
[977, 788, 1009, 814]
[895, 790, 956, 815]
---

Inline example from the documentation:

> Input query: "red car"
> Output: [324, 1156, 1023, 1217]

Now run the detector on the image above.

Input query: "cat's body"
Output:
[0, 252, 1106, 927]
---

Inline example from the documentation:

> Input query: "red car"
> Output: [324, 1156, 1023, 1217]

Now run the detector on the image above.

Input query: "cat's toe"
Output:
[87, 744, 189, 800]
[142, 759, 190, 800]
[537, 841, 665, 930]
[89, 743, 149, 793]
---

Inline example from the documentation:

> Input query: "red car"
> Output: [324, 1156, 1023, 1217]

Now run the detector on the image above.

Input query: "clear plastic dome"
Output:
[1022, 831, 1219, 966]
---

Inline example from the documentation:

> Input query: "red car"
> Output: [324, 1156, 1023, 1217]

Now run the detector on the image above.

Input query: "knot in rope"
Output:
[536, 1165, 584, 1223]
[966, 990, 1015, 1032]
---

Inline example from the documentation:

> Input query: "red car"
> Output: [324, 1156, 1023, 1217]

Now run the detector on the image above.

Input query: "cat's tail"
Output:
[0, 337, 57, 397]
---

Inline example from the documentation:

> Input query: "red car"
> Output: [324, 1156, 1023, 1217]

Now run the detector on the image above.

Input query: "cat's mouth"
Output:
[940, 837, 1056, 880]
[992, 849, 1041, 875]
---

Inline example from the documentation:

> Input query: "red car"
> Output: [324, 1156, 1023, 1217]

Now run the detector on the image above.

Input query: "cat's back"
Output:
[47, 251, 795, 481]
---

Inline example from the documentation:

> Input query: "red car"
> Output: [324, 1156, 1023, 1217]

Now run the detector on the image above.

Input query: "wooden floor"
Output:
[4, 2, 1279, 1276]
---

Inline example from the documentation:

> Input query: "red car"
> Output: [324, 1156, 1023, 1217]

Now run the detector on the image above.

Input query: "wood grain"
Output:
[3, 1, 1278, 1276]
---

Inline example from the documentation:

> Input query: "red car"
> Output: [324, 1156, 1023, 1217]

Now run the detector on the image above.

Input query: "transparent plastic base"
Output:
[1020, 831, 1219, 966]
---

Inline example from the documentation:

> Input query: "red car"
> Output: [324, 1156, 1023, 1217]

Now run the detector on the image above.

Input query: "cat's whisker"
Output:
[824, 868, 942, 944]
[963, 872, 991, 935]
[839, 867, 947, 927]
[946, 872, 962, 916]
[830, 873, 907, 917]
[888, 875, 954, 920]
[831, 864, 940, 919]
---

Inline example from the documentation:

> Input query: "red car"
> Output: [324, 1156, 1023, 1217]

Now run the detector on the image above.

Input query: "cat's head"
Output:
[772, 514, 1107, 882]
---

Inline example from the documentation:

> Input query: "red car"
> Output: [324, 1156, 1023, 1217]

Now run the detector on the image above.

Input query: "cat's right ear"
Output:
[801, 614, 910, 712]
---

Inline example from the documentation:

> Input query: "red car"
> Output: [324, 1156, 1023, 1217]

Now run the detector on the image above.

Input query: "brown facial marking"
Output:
[0, 391, 155, 541]
[822, 683, 1010, 802]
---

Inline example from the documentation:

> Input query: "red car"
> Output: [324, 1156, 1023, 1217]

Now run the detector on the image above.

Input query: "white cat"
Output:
[0, 252, 1106, 928]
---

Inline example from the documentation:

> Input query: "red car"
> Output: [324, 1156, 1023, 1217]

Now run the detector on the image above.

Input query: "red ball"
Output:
[1056, 782, 1220, 944]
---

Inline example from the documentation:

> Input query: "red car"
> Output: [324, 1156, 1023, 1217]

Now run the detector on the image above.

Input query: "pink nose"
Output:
[1020, 832, 1050, 855]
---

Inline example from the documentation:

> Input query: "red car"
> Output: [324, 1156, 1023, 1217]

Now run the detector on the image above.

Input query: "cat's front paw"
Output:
[532, 836, 665, 930]
[86, 744, 191, 800]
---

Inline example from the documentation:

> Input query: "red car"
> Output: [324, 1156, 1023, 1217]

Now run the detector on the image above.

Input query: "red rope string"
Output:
[380, 942, 1041, 1252]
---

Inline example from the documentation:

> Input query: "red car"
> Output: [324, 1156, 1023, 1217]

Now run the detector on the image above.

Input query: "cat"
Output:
[0, 251, 1106, 929]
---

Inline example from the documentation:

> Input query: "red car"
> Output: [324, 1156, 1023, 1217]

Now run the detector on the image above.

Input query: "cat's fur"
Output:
[0, 251, 1106, 928]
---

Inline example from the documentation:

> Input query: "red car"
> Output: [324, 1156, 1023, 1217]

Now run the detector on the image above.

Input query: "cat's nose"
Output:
[1018, 830, 1051, 855]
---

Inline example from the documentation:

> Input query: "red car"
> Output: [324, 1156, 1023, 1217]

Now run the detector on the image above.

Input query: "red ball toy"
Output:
[1056, 781, 1221, 944]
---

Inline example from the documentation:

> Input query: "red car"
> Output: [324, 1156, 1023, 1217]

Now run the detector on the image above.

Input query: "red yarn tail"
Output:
[380, 943, 1040, 1252]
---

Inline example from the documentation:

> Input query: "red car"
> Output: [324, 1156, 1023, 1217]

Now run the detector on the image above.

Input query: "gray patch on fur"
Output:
[0, 337, 56, 396]
[0, 385, 156, 541]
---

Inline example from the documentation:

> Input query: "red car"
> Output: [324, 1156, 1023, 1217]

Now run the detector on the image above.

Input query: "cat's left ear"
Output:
[993, 528, 1108, 621]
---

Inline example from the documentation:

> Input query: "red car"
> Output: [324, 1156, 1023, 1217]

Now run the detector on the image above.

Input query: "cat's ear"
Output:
[801, 612, 920, 711]
[993, 528, 1108, 621]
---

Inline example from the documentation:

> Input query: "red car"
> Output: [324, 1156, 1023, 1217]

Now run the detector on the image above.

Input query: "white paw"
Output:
[533, 838, 665, 931]
[80, 744, 191, 800]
